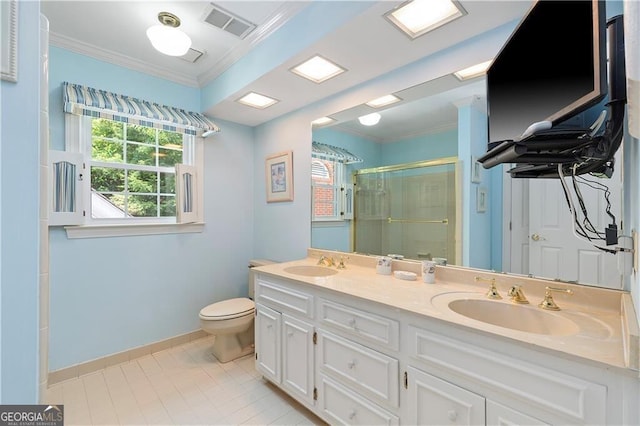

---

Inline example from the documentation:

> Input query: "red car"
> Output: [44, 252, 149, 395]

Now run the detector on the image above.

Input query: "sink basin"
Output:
[283, 265, 338, 277]
[447, 299, 580, 336]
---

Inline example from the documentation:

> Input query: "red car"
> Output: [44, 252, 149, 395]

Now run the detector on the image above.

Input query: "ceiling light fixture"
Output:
[147, 12, 192, 57]
[385, 0, 466, 39]
[366, 94, 402, 108]
[311, 117, 335, 126]
[454, 60, 492, 80]
[358, 113, 381, 126]
[237, 92, 279, 109]
[290, 55, 346, 83]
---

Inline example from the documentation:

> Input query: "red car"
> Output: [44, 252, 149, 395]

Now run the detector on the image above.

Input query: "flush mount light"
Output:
[454, 60, 492, 81]
[147, 12, 192, 56]
[290, 55, 346, 84]
[366, 94, 402, 108]
[237, 92, 279, 109]
[358, 113, 381, 126]
[385, 0, 466, 39]
[311, 117, 335, 126]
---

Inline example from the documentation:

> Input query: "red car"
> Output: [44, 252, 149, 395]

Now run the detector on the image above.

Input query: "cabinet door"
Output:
[255, 304, 281, 383]
[407, 366, 485, 426]
[281, 314, 315, 406]
[486, 401, 549, 426]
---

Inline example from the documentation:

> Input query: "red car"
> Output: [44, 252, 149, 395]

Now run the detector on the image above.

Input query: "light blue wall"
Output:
[48, 49, 255, 370]
[379, 129, 458, 166]
[0, 0, 41, 402]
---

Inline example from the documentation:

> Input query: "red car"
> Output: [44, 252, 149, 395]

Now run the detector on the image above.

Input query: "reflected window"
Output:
[312, 158, 345, 221]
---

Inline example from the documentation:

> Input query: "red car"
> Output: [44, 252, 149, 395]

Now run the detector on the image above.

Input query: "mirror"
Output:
[311, 73, 624, 290]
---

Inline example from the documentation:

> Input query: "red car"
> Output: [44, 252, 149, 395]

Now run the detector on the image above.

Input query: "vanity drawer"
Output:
[319, 299, 399, 351]
[407, 326, 606, 424]
[317, 330, 399, 408]
[317, 374, 399, 426]
[255, 278, 314, 319]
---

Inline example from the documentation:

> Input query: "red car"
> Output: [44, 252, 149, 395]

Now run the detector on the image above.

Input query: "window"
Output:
[89, 118, 189, 221]
[311, 157, 353, 221]
[50, 114, 204, 237]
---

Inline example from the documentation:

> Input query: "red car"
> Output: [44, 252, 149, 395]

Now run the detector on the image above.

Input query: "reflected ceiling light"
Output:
[311, 117, 335, 126]
[366, 94, 402, 108]
[290, 55, 346, 83]
[358, 113, 381, 126]
[385, 0, 466, 39]
[454, 60, 492, 80]
[147, 12, 192, 57]
[237, 92, 279, 109]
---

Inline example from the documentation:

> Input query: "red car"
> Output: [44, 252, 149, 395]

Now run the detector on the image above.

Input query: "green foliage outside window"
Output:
[90, 119, 183, 218]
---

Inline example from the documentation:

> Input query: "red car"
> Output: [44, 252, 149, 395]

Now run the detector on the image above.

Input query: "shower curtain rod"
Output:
[387, 217, 449, 224]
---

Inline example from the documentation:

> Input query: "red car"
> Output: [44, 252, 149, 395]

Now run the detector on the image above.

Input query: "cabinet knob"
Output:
[348, 318, 357, 328]
[349, 409, 357, 420]
[266, 324, 272, 329]
[287, 331, 294, 337]
[347, 359, 357, 369]
[448, 410, 457, 421]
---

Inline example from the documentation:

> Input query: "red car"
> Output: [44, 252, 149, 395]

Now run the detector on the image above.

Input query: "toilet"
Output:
[199, 259, 274, 363]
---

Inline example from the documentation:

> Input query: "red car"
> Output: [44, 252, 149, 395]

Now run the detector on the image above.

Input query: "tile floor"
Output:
[44, 336, 325, 425]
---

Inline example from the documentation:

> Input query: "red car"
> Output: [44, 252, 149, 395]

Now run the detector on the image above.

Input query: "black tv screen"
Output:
[487, 0, 607, 144]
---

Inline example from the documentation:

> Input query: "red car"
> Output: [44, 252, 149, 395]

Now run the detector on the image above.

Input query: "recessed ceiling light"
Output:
[454, 60, 492, 80]
[366, 94, 402, 108]
[311, 117, 335, 126]
[358, 113, 381, 126]
[290, 55, 346, 83]
[385, 0, 466, 39]
[237, 92, 279, 109]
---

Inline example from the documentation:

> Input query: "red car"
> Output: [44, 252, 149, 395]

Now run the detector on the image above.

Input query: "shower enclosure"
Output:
[352, 157, 460, 263]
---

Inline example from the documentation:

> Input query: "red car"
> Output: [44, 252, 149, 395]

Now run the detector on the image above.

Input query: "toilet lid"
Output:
[200, 298, 254, 320]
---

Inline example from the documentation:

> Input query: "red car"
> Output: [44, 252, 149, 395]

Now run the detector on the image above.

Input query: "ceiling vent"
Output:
[179, 48, 204, 64]
[203, 3, 256, 39]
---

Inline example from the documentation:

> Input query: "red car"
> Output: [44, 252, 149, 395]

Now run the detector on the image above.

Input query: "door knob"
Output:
[531, 233, 541, 241]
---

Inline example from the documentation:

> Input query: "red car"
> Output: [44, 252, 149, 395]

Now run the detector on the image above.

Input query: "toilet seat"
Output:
[199, 297, 254, 321]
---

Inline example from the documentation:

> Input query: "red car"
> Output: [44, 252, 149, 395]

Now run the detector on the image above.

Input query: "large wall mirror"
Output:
[310, 73, 624, 291]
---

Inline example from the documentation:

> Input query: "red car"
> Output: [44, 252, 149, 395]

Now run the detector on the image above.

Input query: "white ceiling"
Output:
[41, 1, 531, 130]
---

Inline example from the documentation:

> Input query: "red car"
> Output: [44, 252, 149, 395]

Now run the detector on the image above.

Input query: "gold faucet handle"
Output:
[317, 255, 327, 266]
[538, 286, 573, 311]
[475, 276, 501, 300]
[337, 256, 349, 269]
[508, 285, 529, 304]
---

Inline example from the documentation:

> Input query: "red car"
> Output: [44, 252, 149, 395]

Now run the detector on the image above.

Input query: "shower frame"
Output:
[350, 156, 462, 262]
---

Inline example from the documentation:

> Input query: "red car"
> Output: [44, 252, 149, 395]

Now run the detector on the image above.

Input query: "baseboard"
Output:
[48, 330, 208, 385]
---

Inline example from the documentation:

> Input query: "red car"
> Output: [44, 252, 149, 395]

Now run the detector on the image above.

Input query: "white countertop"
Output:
[254, 250, 640, 373]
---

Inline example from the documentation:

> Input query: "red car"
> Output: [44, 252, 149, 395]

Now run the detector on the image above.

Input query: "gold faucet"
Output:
[508, 285, 529, 304]
[538, 286, 573, 311]
[317, 255, 335, 267]
[336, 256, 349, 269]
[475, 276, 501, 300]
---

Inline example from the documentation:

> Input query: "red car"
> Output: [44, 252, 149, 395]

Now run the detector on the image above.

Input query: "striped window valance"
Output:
[63, 82, 220, 136]
[312, 141, 363, 164]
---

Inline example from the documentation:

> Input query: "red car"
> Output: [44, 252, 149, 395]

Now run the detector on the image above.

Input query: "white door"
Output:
[255, 304, 281, 383]
[281, 313, 315, 406]
[506, 161, 623, 289]
[406, 366, 485, 426]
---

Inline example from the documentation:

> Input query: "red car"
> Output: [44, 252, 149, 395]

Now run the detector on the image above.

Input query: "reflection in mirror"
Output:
[353, 158, 460, 265]
[311, 75, 624, 290]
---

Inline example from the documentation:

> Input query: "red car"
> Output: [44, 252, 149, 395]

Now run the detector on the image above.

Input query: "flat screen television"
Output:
[479, 0, 623, 177]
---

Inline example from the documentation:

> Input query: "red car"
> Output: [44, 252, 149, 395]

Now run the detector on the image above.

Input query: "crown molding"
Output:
[196, 2, 307, 87]
[49, 32, 199, 88]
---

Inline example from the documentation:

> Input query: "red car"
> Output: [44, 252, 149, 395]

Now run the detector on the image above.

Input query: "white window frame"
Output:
[311, 157, 353, 222]
[53, 115, 204, 238]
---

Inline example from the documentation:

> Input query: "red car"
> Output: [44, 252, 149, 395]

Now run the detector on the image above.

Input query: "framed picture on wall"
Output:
[265, 150, 294, 202]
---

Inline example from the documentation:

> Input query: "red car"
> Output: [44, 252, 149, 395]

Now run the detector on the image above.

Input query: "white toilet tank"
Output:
[248, 259, 275, 299]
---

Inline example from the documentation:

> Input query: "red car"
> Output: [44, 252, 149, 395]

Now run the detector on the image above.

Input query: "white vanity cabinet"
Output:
[254, 277, 316, 407]
[253, 267, 636, 426]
